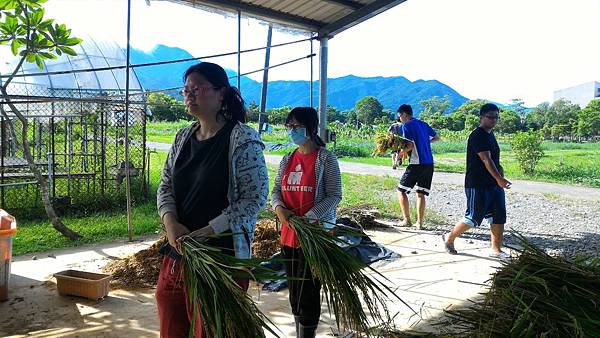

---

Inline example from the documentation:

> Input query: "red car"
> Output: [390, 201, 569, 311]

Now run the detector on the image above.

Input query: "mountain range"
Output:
[130, 45, 469, 115]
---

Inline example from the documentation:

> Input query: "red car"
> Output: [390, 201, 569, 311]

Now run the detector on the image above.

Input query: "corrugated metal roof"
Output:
[161, 0, 407, 37]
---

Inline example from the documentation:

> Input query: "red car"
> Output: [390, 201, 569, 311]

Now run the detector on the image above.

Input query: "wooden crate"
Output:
[54, 270, 111, 300]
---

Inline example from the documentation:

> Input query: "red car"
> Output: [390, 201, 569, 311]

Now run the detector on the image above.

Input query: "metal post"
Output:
[237, 10, 241, 90]
[259, 24, 273, 135]
[310, 35, 314, 108]
[318, 36, 328, 141]
[124, 0, 133, 241]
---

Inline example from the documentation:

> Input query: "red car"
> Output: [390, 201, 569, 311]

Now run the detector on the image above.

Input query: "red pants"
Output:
[155, 256, 249, 338]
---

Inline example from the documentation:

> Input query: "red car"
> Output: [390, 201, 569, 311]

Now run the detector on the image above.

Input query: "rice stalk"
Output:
[288, 216, 411, 335]
[181, 236, 283, 338]
[442, 233, 600, 337]
[372, 132, 411, 157]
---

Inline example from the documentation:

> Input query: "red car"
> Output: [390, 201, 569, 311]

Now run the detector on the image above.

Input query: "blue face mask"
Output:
[288, 127, 309, 145]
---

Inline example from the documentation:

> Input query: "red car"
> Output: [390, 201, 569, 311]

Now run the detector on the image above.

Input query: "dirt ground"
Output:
[0, 227, 504, 338]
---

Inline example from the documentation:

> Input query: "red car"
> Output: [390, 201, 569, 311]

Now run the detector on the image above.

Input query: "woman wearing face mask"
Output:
[271, 107, 342, 338]
[156, 62, 269, 337]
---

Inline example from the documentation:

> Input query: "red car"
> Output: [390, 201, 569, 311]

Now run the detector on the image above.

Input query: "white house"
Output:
[553, 81, 600, 108]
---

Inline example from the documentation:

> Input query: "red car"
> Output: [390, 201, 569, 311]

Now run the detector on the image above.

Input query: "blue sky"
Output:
[43, 0, 600, 107]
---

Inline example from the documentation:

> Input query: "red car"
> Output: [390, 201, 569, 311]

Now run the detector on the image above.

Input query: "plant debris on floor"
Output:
[253, 219, 280, 258]
[443, 234, 600, 337]
[337, 204, 385, 230]
[102, 238, 166, 289]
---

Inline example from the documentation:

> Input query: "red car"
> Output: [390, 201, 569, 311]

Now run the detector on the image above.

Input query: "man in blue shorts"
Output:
[396, 104, 440, 229]
[443, 103, 512, 259]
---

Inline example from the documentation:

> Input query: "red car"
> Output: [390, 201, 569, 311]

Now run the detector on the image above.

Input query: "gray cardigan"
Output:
[271, 147, 342, 228]
[157, 122, 269, 259]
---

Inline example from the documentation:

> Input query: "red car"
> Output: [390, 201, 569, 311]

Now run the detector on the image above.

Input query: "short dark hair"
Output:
[397, 104, 413, 116]
[479, 103, 499, 116]
[183, 62, 246, 123]
[285, 107, 326, 147]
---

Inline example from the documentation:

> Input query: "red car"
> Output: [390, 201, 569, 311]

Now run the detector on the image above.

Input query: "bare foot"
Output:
[415, 222, 423, 230]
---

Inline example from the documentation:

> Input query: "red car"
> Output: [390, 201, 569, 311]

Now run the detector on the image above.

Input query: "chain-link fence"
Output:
[0, 82, 149, 219]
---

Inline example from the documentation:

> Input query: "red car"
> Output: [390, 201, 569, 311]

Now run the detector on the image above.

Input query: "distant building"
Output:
[553, 81, 600, 108]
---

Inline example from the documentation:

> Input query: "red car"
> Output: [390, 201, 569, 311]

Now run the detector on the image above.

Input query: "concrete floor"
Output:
[0, 227, 506, 337]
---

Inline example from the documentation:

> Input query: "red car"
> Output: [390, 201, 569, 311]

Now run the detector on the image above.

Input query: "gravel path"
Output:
[426, 183, 600, 258]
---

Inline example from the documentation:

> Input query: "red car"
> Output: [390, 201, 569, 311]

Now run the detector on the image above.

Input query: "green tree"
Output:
[419, 96, 451, 130]
[510, 131, 544, 175]
[354, 96, 384, 125]
[464, 114, 480, 131]
[0, 0, 82, 239]
[346, 110, 360, 128]
[525, 102, 551, 130]
[419, 96, 450, 117]
[448, 99, 487, 131]
[147, 92, 188, 121]
[327, 105, 346, 123]
[497, 109, 521, 134]
[509, 98, 527, 115]
[548, 99, 580, 139]
[576, 99, 600, 139]
[246, 100, 259, 122]
[577, 99, 600, 138]
[266, 106, 291, 124]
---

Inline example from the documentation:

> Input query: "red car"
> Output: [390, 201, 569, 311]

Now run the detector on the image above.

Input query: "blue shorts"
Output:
[463, 186, 506, 227]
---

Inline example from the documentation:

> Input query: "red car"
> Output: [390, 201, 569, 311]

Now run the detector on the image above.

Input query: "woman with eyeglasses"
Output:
[156, 62, 269, 337]
[271, 107, 342, 338]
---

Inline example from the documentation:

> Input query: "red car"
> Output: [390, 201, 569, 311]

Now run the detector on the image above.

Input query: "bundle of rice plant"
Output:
[181, 236, 283, 338]
[372, 132, 411, 157]
[443, 233, 600, 337]
[288, 216, 411, 335]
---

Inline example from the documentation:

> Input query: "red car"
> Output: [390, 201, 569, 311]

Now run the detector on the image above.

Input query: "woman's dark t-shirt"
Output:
[163, 122, 235, 259]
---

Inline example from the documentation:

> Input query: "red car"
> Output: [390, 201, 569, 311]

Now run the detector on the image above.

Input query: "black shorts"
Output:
[397, 164, 434, 196]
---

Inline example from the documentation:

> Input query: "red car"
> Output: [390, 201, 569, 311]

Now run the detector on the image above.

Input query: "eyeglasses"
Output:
[483, 115, 500, 120]
[179, 86, 219, 98]
[285, 123, 305, 131]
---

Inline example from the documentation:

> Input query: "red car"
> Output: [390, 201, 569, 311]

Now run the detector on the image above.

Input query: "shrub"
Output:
[511, 131, 544, 175]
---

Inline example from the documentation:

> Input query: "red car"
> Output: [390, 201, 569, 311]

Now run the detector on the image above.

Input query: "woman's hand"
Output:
[163, 213, 189, 254]
[275, 205, 294, 225]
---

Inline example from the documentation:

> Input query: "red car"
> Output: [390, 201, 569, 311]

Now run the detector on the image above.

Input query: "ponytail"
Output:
[219, 86, 246, 123]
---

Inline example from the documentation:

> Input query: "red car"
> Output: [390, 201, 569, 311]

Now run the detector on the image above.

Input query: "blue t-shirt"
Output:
[401, 118, 437, 165]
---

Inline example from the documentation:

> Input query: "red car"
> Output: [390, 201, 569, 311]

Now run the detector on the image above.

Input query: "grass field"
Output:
[148, 121, 600, 187]
[13, 150, 439, 255]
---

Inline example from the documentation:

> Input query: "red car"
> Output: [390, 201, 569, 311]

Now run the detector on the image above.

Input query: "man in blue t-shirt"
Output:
[396, 104, 440, 229]
[442, 103, 512, 259]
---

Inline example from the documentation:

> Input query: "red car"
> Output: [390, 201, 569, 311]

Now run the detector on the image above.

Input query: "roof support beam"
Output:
[321, 0, 363, 10]
[319, 0, 407, 37]
[173, 0, 326, 31]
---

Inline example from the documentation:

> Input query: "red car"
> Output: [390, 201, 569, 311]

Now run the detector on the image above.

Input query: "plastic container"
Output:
[0, 210, 17, 302]
[53, 270, 111, 300]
